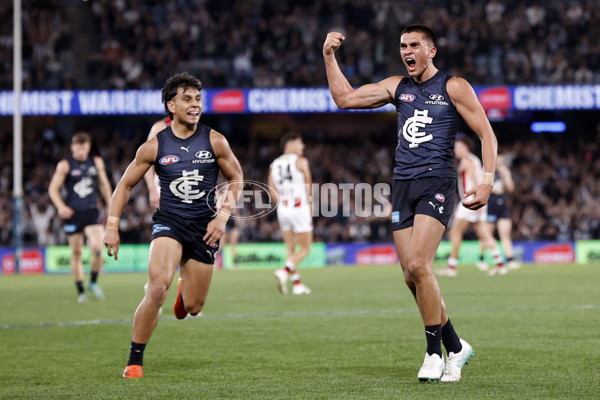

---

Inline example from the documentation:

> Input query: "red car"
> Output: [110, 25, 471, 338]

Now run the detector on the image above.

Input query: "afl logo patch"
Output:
[400, 93, 416, 102]
[435, 193, 445, 202]
[159, 155, 179, 165]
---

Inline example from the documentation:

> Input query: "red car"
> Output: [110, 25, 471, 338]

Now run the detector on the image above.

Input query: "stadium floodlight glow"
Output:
[530, 121, 566, 133]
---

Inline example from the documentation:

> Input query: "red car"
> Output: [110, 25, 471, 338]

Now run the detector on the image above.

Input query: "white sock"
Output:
[447, 257, 458, 268]
[285, 261, 296, 272]
[491, 249, 504, 266]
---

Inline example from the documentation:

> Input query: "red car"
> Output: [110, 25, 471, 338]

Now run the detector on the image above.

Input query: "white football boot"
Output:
[292, 282, 311, 295]
[274, 268, 289, 294]
[507, 260, 521, 270]
[488, 266, 508, 276]
[435, 267, 457, 277]
[441, 338, 474, 382]
[476, 261, 490, 271]
[417, 353, 445, 382]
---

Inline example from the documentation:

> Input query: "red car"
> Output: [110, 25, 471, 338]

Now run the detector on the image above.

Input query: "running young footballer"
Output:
[48, 132, 112, 303]
[103, 73, 243, 378]
[323, 25, 498, 382]
[269, 132, 313, 295]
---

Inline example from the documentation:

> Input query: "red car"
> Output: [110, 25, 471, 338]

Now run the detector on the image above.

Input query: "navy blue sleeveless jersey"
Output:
[64, 155, 99, 210]
[154, 124, 218, 219]
[393, 71, 462, 180]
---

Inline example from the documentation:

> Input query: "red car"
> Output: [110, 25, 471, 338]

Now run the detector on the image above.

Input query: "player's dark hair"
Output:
[162, 73, 203, 119]
[280, 131, 302, 152]
[400, 24, 437, 47]
[71, 131, 92, 144]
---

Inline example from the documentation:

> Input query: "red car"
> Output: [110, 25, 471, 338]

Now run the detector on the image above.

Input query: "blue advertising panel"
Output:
[3, 85, 598, 116]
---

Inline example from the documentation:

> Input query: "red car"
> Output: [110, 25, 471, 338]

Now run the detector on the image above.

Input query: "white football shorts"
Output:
[453, 203, 488, 224]
[276, 204, 313, 233]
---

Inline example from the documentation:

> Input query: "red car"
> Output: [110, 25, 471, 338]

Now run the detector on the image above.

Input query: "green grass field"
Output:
[1, 264, 599, 399]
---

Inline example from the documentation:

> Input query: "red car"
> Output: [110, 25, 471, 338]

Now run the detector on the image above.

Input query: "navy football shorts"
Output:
[63, 208, 101, 235]
[486, 193, 511, 222]
[391, 177, 457, 231]
[151, 210, 218, 264]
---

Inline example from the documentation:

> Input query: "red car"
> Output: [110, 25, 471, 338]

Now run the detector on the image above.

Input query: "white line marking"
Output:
[1, 304, 598, 330]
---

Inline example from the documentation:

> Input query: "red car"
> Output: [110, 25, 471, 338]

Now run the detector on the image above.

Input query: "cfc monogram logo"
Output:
[74, 177, 94, 199]
[402, 109, 433, 148]
[169, 169, 206, 204]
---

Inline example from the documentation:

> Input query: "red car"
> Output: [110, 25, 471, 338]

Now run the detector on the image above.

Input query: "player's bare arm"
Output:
[94, 155, 113, 207]
[203, 131, 243, 247]
[143, 119, 168, 209]
[323, 32, 400, 109]
[296, 156, 313, 208]
[104, 139, 157, 260]
[447, 77, 497, 210]
[48, 159, 75, 219]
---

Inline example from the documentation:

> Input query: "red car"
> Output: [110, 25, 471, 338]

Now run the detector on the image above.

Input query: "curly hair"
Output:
[161, 73, 203, 119]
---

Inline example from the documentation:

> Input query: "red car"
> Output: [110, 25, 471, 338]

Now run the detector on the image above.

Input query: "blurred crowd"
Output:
[0, 1, 75, 90]
[1, 0, 600, 90]
[1, 122, 599, 247]
[508, 136, 600, 241]
[1, 0, 599, 248]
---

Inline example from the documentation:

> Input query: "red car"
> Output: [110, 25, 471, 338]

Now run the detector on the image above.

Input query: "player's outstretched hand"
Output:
[323, 32, 346, 56]
[462, 184, 492, 210]
[104, 229, 120, 260]
[204, 218, 226, 247]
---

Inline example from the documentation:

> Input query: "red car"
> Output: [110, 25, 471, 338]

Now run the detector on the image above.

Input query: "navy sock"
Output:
[442, 319, 463, 355]
[127, 341, 146, 366]
[75, 281, 84, 294]
[90, 272, 98, 284]
[425, 324, 442, 357]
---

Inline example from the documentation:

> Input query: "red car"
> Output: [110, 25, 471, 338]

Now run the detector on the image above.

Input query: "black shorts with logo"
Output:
[391, 177, 457, 231]
[63, 208, 101, 235]
[486, 193, 511, 222]
[151, 209, 218, 264]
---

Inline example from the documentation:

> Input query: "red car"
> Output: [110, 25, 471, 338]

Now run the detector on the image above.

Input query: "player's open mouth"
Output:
[406, 58, 416, 72]
[188, 111, 199, 117]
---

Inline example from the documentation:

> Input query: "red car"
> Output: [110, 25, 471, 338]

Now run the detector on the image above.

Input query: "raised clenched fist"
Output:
[323, 32, 346, 56]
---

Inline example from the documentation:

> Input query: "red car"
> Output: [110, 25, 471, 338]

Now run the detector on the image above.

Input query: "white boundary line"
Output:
[1, 303, 598, 330]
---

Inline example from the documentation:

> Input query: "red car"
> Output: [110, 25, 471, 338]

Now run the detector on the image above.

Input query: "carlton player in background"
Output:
[323, 24, 498, 382]
[48, 132, 112, 303]
[103, 73, 243, 378]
